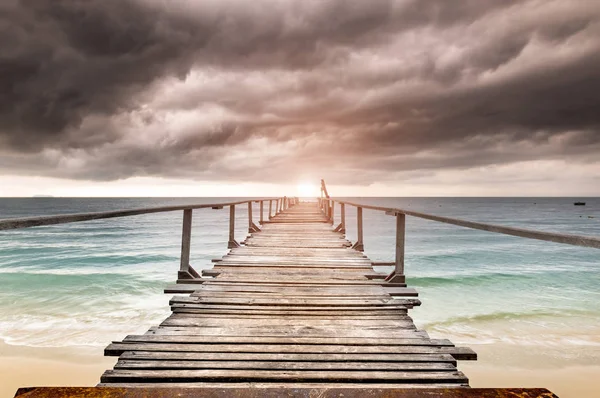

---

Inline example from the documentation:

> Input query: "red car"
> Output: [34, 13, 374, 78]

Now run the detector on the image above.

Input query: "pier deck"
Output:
[100, 202, 476, 388]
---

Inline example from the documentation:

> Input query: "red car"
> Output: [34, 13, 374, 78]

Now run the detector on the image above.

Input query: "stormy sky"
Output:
[1, 0, 599, 196]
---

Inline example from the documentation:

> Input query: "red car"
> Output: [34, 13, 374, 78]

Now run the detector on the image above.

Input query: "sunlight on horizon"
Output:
[296, 183, 319, 198]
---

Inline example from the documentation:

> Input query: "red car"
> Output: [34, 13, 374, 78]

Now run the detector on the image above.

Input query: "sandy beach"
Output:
[0, 342, 114, 398]
[461, 343, 600, 397]
[2, 341, 599, 398]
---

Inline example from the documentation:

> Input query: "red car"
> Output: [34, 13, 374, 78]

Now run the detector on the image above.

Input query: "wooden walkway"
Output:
[100, 202, 476, 388]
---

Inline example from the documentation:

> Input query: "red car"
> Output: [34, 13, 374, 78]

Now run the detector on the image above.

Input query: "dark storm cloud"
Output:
[1, 0, 599, 184]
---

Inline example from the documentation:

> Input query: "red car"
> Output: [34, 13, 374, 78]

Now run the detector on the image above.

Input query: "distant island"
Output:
[32, 195, 54, 198]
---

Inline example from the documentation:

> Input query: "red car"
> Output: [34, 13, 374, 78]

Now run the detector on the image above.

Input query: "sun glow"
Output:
[296, 183, 318, 198]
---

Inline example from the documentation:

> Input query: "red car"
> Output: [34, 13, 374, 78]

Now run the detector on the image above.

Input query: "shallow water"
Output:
[0, 197, 599, 364]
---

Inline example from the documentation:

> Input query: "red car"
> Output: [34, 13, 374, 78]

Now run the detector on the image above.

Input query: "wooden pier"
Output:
[100, 201, 475, 388]
[3, 185, 589, 396]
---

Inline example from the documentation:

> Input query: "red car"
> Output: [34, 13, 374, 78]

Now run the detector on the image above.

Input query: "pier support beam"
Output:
[259, 201, 264, 224]
[352, 207, 365, 251]
[329, 201, 335, 225]
[386, 212, 406, 283]
[334, 202, 346, 233]
[228, 205, 240, 249]
[248, 202, 260, 233]
[178, 209, 200, 280]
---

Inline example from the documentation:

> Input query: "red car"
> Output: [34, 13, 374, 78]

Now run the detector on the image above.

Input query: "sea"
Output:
[0, 197, 599, 366]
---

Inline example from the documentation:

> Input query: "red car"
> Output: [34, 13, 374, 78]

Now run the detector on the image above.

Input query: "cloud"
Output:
[0, 0, 599, 187]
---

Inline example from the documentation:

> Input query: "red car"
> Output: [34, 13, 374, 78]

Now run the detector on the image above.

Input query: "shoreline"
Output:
[2, 341, 600, 397]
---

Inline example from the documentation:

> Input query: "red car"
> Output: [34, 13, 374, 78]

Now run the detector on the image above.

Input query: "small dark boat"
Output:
[574, 202, 586, 206]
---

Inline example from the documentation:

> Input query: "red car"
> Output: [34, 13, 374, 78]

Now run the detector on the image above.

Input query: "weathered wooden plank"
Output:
[117, 351, 459, 364]
[160, 318, 416, 328]
[120, 326, 416, 338]
[105, 343, 474, 357]
[142, 332, 432, 342]
[114, 360, 457, 372]
[168, 303, 411, 312]
[170, 299, 420, 308]
[190, 285, 388, 294]
[178, 279, 407, 287]
[124, 335, 453, 347]
[96, 383, 473, 389]
[142, 328, 428, 339]
[178, 297, 406, 306]
[197, 280, 409, 287]
[183, 290, 417, 299]
[161, 316, 414, 327]
[184, 292, 397, 300]
[170, 311, 408, 320]
[101, 369, 468, 383]
[168, 307, 408, 316]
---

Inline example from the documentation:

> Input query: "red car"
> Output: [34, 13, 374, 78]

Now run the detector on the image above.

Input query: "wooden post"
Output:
[386, 212, 406, 283]
[341, 203, 346, 233]
[269, 200, 273, 219]
[333, 201, 345, 233]
[395, 213, 405, 275]
[352, 206, 364, 251]
[260, 201, 264, 223]
[248, 201, 253, 232]
[330, 200, 334, 225]
[228, 205, 240, 248]
[179, 209, 192, 273]
[248, 201, 260, 233]
[178, 209, 200, 279]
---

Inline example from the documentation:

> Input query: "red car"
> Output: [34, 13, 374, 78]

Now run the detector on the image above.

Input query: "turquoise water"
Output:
[0, 198, 599, 359]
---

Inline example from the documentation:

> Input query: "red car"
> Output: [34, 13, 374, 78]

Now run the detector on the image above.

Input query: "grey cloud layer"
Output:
[1, 0, 599, 183]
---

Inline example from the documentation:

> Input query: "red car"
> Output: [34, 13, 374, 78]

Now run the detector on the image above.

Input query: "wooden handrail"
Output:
[0, 197, 285, 281]
[0, 198, 279, 231]
[320, 179, 330, 199]
[329, 198, 600, 249]
[320, 196, 600, 284]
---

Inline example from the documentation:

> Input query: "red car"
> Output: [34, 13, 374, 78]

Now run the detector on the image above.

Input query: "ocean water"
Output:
[0, 197, 599, 365]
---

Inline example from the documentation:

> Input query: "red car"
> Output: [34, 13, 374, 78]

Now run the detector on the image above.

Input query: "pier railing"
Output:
[0, 197, 298, 279]
[318, 195, 600, 283]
